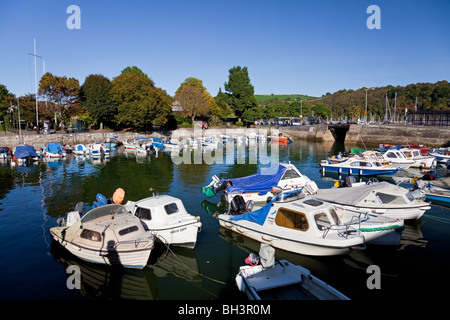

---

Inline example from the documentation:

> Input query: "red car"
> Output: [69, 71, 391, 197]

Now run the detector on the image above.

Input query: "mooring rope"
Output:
[157, 234, 226, 285]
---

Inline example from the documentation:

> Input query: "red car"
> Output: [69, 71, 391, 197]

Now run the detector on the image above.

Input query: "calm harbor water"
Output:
[1, 139, 450, 300]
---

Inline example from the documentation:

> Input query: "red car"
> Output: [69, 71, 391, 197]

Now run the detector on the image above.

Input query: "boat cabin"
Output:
[126, 195, 189, 225]
[268, 198, 341, 234]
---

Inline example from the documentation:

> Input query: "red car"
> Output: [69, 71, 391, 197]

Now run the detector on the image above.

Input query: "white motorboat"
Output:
[125, 195, 202, 249]
[73, 144, 90, 155]
[50, 203, 155, 269]
[304, 180, 431, 220]
[428, 147, 450, 164]
[87, 142, 110, 157]
[203, 163, 311, 203]
[0, 146, 11, 160]
[400, 148, 436, 169]
[12, 145, 40, 163]
[162, 139, 182, 151]
[370, 150, 414, 169]
[236, 245, 350, 300]
[218, 190, 404, 256]
[320, 156, 401, 176]
[44, 142, 67, 158]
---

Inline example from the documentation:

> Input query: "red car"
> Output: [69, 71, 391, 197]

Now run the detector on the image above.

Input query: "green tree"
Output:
[121, 66, 149, 78]
[39, 72, 80, 125]
[79, 74, 115, 129]
[111, 73, 172, 130]
[312, 103, 332, 119]
[0, 84, 14, 119]
[174, 85, 211, 124]
[223, 66, 257, 121]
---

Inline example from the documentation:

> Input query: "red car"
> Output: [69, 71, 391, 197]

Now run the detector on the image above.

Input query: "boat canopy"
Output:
[230, 200, 275, 226]
[314, 182, 398, 206]
[14, 145, 39, 158]
[222, 164, 288, 194]
[46, 142, 64, 153]
[81, 204, 127, 223]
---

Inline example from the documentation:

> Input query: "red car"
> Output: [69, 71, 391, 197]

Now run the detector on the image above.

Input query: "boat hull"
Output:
[144, 220, 202, 249]
[218, 217, 364, 256]
[333, 203, 428, 220]
[236, 260, 350, 300]
[50, 234, 153, 269]
[320, 164, 399, 176]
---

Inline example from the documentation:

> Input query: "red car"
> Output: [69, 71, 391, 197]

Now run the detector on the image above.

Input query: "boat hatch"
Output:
[303, 199, 323, 207]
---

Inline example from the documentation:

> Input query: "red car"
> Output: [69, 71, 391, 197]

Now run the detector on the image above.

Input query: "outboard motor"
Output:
[74, 202, 84, 214]
[345, 176, 356, 187]
[215, 180, 232, 194]
[230, 195, 254, 215]
[230, 195, 246, 215]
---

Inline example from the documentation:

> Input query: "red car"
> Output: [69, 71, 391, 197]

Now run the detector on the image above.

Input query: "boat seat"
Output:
[246, 269, 301, 291]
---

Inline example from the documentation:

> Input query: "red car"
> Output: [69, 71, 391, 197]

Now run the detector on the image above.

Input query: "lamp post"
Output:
[28, 38, 44, 134]
[363, 87, 375, 123]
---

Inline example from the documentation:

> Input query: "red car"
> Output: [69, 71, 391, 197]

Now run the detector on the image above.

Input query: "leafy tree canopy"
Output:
[111, 73, 171, 130]
[121, 66, 150, 79]
[80, 74, 115, 128]
[223, 66, 257, 120]
[38, 72, 80, 123]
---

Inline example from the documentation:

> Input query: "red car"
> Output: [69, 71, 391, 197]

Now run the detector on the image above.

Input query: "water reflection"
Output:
[51, 241, 202, 300]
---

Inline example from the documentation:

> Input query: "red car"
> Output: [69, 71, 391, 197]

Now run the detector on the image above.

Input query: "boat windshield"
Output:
[81, 204, 127, 223]
[274, 190, 304, 203]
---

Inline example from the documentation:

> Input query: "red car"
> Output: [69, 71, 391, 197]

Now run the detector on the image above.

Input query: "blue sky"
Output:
[1, 0, 449, 98]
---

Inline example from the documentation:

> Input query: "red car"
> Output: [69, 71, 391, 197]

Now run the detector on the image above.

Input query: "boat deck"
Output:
[257, 283, 317, 300]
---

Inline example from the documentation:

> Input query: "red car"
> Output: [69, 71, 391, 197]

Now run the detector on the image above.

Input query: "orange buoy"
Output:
[112, 188, 125, 204]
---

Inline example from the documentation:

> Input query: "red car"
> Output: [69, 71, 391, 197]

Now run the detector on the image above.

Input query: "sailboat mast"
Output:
[34, 38, 39, 133]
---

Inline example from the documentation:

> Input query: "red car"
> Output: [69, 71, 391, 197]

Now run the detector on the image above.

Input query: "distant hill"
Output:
[255, 94, 317, 104]
[300, 81, 450, 120]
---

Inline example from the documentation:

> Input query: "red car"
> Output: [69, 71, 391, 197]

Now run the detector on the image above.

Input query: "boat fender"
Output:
[244, 253, 260, 266]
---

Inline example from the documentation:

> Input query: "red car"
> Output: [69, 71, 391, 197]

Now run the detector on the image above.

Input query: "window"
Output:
[375, 192, 406, 204]
[164, 203, 179, 215]
[135, 207, 151, 220]
[314, 212, 331, 230]
[386, 152, 397, 158]
[275, 208, 309, 231]
[374, 162, 383, 167]
[281, 169, 301, 180]
[80, 229, 101, 242]
[119, 225, 139, 236]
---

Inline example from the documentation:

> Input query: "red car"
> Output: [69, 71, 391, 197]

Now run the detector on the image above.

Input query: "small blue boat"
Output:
[44, 142, 67, 158]
[422, 185, 450, 207]
[320, 156, 400, 176]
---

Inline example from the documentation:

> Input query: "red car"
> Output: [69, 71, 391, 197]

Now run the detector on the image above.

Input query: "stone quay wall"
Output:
[0, 124, 449, 149]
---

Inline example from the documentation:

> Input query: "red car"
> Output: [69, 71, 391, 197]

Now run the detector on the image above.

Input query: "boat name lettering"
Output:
[171, 227, 187, 234]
